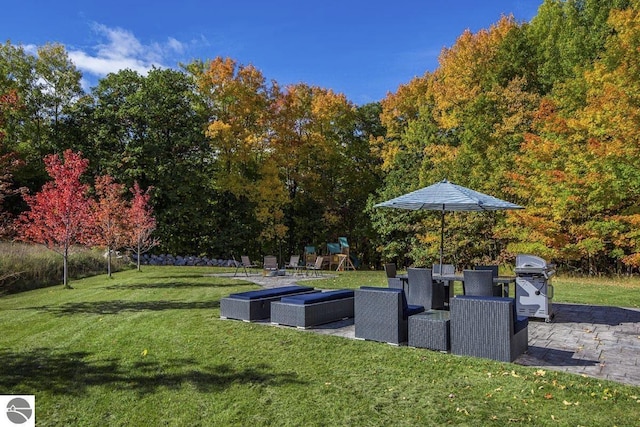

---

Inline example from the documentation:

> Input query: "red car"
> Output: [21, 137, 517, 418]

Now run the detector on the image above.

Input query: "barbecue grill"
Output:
[515, 254, 555, 322]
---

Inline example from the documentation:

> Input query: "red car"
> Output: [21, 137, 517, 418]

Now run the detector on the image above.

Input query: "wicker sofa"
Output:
[354, 287, 425, 345]
[450, 295, 528, 362]
[220, 285, 318, 322]
[270, 289, 354, 328]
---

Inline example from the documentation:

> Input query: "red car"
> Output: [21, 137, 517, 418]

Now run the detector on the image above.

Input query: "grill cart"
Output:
[515, 254, 556, 322]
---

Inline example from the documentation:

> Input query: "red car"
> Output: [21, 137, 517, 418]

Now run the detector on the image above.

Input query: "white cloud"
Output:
[66, 23, 187, 79]
[167, 37, 185, 54]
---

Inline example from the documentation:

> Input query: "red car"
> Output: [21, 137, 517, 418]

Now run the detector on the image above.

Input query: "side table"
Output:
[408, 310, 450, 351]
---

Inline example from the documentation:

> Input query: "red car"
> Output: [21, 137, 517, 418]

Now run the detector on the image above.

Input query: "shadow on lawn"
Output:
[105, 280, 247, 290]
[0, 348, 305, 395]
[29, 300, 220, 315]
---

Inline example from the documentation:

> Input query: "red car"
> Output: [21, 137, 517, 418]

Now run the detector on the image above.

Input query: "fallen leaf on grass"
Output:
[544, 393, 553, 399]
[534, 369, 546, 377]
[456, 407, 469, 415]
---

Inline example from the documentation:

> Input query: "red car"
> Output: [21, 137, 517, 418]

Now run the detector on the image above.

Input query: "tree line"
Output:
[0, 46, 384, 265]
[2, 0, 640, 274]
[371, 0, 640, 273]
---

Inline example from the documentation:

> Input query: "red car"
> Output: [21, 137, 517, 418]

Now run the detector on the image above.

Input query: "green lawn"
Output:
[1, 267, 639, 426]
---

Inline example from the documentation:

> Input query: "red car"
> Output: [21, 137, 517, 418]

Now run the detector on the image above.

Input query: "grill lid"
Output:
[515, 254, 555, 276]
[516, 254, 547, 269]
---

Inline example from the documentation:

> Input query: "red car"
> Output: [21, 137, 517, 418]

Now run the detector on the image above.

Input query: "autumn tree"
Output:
[189, 58, 272, 254]
[17, 150, 93, 288]
[126, 181, 158, 271]
[372, 16, 533, 266]
[91, 175, 128, 278]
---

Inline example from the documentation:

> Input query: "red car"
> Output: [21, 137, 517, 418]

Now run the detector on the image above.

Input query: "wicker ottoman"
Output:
[408, 311, 450, 351]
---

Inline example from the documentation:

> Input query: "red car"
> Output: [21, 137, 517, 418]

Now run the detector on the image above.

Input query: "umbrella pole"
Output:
[440, 209, 445, 267]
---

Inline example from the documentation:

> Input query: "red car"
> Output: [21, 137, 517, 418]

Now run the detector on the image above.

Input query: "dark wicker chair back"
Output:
[407, 267, 445, 310]
[384, 263, 397, 278]
[462, 270, 494, 296]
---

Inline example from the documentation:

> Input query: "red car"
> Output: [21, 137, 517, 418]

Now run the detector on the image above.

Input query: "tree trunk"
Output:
[107, 247, 112, 278]
[63, 245, 71, 289]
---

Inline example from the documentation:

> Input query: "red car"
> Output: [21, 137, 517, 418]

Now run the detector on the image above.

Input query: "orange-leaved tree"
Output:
[17, 150, 93, 288]
[90, 175, 128, 278]
[125, 181, 158, 271]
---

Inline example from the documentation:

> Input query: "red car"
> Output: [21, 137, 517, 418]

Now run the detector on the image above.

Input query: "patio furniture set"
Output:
[353, 280, 528, 362]
[234, 255, 324, 277]
[220, 265, 531, 362]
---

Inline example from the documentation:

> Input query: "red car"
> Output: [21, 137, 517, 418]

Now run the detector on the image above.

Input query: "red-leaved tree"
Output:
[17, 150, 93, 288]
[126, 181, 159, 271]
[91, 175, 128, 278]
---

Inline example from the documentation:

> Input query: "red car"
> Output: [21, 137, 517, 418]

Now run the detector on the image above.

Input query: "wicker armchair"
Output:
[450, 295, 528, 362]
[354, 287, 424, 345]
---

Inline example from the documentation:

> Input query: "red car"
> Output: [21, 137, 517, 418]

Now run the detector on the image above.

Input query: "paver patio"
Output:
[219, 273, 640, 387]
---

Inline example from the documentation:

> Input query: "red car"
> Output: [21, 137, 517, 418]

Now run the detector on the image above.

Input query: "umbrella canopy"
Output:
[374, 179, 523, 266]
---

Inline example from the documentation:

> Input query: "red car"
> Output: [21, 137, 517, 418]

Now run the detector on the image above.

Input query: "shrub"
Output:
[0, 242, 128, 294]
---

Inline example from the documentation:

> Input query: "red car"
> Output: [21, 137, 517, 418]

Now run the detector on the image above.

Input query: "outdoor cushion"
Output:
[514, 316, 529, 334]
[280, 289, 354, 305]
[229, 285, 315, 300]
[406, 304, 425, 317]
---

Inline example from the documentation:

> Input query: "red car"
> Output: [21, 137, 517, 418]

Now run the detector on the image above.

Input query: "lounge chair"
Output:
[270, 290, 354, 328]
[306, 256, 324, 276]
[263, 255, 279, 276]
[284, 255, 302, 276]
[234, 255, 259, 276]
[220, 285, 319, 321]
[304, 246, 317, 268]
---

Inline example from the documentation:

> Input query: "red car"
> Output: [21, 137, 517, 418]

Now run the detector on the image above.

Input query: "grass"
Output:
[0, 242, 128, 294]
[1, 266, 639, 426]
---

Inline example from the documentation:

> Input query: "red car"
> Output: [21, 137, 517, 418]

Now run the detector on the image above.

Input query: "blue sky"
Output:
[5, 1, 542, 104]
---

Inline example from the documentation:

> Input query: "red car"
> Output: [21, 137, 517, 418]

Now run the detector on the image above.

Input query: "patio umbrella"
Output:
[374, 179, 523, 267]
